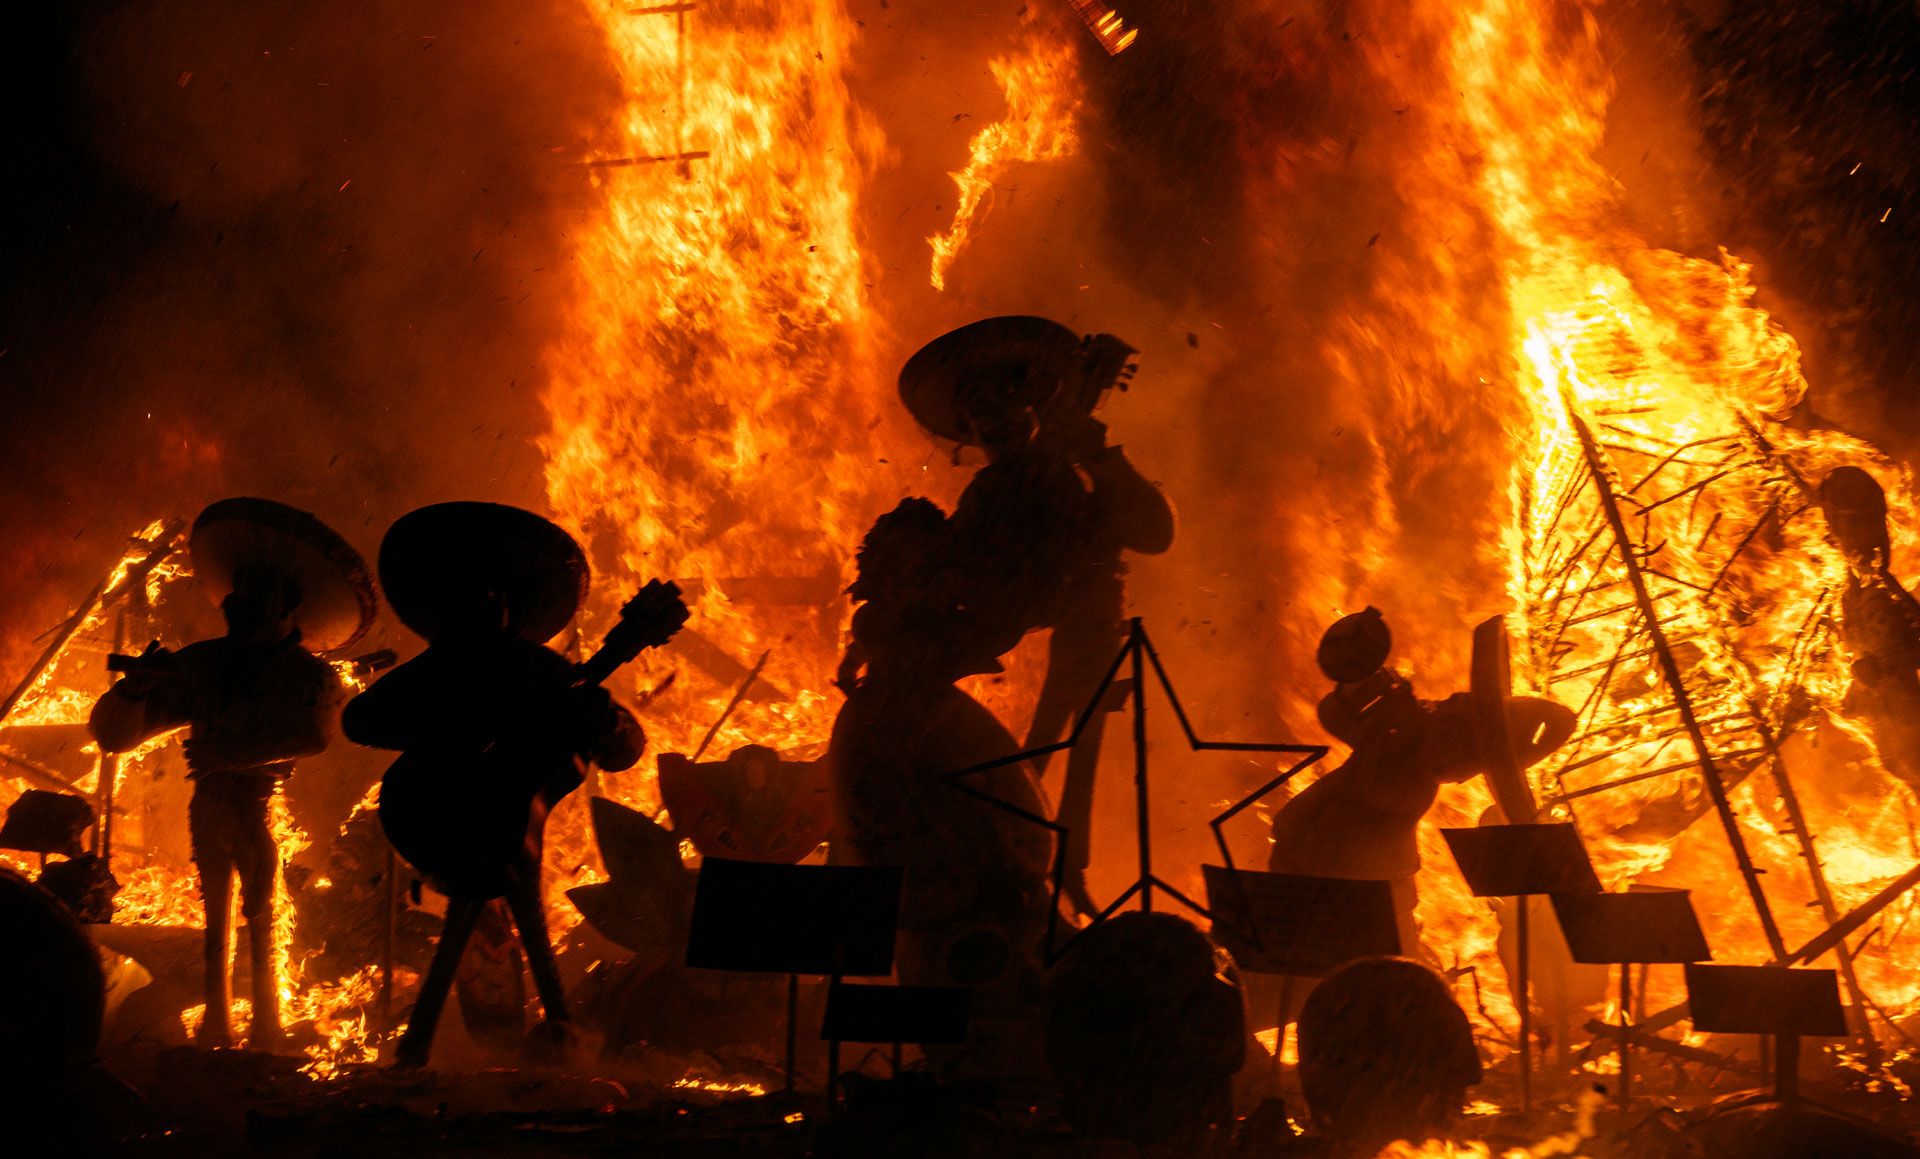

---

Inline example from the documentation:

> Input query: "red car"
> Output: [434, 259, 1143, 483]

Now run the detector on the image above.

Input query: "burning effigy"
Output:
[8, 0, 1920, 1155]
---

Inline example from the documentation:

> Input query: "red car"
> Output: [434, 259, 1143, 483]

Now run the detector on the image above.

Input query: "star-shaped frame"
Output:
[941, 617, 1329, 962]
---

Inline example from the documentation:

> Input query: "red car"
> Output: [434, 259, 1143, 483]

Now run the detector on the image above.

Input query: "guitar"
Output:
[376, 580, 689, 899]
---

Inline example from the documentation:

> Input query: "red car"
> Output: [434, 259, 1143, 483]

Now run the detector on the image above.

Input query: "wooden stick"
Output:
[691, 649, 771, 762]
[1517, 896, 1532, 1115]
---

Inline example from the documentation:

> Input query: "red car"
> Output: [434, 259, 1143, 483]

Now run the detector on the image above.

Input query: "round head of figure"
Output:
[1317, 606, 1392, 684]
[1820, 466, 1894, 569]
[222, 564, 303, 646]
[850, 497, 949, 603]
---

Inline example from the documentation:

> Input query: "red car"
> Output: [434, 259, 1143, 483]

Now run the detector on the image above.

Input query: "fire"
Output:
[670, 1076, 768, 1097]
[114, 865, 204, 927]
[1323, 0, 1920, 1048]
[0, 523, 384, 1072]
[540, 0, 916, 932]
[1063, 1, 1138, 56]
[927, 33, 1082, 292]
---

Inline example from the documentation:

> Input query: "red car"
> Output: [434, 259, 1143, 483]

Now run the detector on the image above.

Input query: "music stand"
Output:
[1202, 865, 1401, 1080]
[1550, 888, 1710, 1107]
[822, 982, 972, 1077]
[686, 858, 903, 1097]
[1686, 964, 1846, 1103]
[1442, 822, 1601, 1112]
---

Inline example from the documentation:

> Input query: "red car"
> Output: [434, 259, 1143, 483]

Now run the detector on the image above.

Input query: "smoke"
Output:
[0, 0, 620, 685]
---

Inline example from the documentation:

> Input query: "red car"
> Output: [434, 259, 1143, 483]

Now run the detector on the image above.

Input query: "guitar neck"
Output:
[575, 640, 630, 689]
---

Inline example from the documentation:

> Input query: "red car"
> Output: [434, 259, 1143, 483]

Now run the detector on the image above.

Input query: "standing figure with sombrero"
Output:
[898, 317, 1175, 918]
[344, 503, 685, 1069]
[90, 498, 376, 1049]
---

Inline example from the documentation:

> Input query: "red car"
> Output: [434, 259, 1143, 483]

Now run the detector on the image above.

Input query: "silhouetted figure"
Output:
[346, 502, 684, 1069]
[1819, 467, 1920, 795]
[1295, 956, 1482, 1155]
[1045, 912, 1246, 1149]
[90, 498, 373, 1049]
[829, 499, 1053, 1079]
[899, 317, 1173, 916]
[1270, 609, 1571, 950]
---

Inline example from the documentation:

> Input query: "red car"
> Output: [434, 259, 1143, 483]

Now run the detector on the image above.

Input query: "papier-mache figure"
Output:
[1269, 608, 1573, 950]
[829, 498, 1054, 1079]
[345, 502, 684, 1068]
[897, 316, 1174, 917]
[90, 498, 374, 1049]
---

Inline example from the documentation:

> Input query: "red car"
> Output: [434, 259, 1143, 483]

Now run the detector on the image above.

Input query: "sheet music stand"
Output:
[1442, 822, 1601, 1112]
[1550, 888, 1710, 1107]
[686, 858, 903, 1097]
[1686, 964, 1847, 1103]
[1202, 865, 1401, 1080]
[822, 982, 972, 1077]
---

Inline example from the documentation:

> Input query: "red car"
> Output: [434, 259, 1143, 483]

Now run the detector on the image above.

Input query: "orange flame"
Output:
[540, 0, 915, 928]
[1332, 0, 1920, 1043]
[928, 34, 1082, 292]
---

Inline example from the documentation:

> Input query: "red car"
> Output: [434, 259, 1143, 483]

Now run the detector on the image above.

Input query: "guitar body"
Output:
[373, 579, 688, 901]
[378, 748, 559, 899]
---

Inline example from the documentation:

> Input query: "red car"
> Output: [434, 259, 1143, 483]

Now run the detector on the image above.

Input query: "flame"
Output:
[1324, 0, 1920, 1046]
[114, 865, 205, 927]
[540, 0, 916, 939]
[670, 1076, 768, 1097]
[1062, 1, 1138, 56]
[928, 33, 1082, 292]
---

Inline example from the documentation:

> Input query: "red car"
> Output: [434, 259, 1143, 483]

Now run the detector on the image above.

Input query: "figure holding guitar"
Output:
[342, 502, 687, 1069]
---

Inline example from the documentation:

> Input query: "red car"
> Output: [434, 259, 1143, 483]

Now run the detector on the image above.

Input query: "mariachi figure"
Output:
[897, 317, 1174, 916]
[1268, 608, 1573, 950]
[345, 503, 684, 1068]
[91, 498, 375, 1049]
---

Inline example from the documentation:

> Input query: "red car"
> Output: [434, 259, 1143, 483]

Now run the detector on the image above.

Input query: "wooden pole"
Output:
[1775, 1033, 1801, 1103]
[1130, 621, 1150, 912]
[380, 846, 398, 1029]
[1273, 975, 1295, 1086]
[785, 972, 799, 1093]
[1517, 895, 1532, 1115]
[1617, 963, 1632, 1109]
[94, 608, 130, 859]
[1566, 408, 1787, 959]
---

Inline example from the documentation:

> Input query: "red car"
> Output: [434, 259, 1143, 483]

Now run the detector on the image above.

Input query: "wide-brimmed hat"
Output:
[898, 315, 1085, 445]
[379, 502, 588, 644]
[190, 497, 376, 654]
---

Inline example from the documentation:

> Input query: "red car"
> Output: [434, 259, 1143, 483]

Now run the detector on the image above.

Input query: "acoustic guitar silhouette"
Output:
[377, 580, 688, 898]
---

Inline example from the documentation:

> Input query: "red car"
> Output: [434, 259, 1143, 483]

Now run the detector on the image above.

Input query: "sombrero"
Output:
[898, 316, 1085, 445]
[379, 502, 588, 644]
[190, 497, 377, 654]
